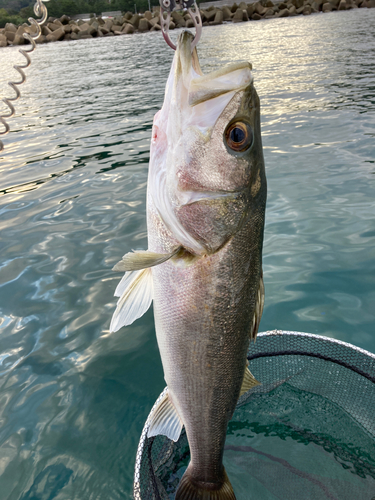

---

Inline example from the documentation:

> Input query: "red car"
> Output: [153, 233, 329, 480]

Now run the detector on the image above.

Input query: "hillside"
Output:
[0, 0, 33, 12]
[0, 1, 153, 17]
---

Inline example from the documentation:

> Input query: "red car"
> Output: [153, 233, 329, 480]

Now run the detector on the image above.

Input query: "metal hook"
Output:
[159, 0, 202, 51]
[0, 0, 49, 152]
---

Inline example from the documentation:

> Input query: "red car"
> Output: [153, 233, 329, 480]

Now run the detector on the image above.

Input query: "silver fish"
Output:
[111, 31, 266, 500]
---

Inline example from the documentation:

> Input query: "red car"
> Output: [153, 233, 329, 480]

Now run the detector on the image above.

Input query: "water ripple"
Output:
[0, 9, 374, 499]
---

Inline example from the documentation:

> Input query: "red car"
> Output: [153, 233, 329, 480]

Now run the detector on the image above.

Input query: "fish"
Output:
[111, 31, 267, 500]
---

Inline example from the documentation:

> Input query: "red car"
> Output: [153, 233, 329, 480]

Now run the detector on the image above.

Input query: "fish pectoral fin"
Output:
[147, 390, 183, 442]
[112, 246, 183, 272]
[240, 366, 260, 396]
[110, 268, 153, 332]
[250, 272, 265, 341]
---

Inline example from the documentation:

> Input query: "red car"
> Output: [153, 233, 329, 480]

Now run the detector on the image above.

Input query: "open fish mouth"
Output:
[176, 30, 253, 106]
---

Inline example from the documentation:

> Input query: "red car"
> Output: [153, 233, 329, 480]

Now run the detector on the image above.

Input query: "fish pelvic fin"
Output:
[250, 272, 265, 341]
[147, 389, 183, 442]
[112, 246, 182, 272]
[110, 268, 153, 332]
[240, 365, 260, 396]
[176, 465, 236, 500]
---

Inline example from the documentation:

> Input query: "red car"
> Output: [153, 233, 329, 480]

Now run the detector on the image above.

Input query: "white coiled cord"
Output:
[0, 0, 49, 152]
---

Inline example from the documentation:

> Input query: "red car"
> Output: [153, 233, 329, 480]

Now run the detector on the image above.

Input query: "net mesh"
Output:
[134, 331, 375, 500]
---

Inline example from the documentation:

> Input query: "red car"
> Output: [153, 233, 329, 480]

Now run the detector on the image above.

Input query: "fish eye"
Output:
[225, 121, 253, 153]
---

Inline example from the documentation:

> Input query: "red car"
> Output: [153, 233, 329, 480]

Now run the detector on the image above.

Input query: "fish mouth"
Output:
[176, 31, 253, 108]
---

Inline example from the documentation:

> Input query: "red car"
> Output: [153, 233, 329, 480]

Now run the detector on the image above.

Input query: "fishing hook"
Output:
[0, 0, 49, 152]
[159, 0, 202, 51]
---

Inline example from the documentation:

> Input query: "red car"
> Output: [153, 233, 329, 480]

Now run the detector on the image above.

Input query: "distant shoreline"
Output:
[0, 0, 374, 49]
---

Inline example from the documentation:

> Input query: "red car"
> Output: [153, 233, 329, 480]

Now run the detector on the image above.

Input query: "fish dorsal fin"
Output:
[110, 268, 153, 332]
[240, 366, 260, 396]
[112, 246, 182, 272]
[250, 272, 265, 341]
[147, 390, 183, 442]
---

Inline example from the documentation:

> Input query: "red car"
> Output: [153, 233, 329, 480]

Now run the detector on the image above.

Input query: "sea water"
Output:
[0, 9, 374, 499]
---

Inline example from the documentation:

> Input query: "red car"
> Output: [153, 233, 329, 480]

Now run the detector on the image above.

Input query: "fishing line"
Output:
[0, 0, 49, 152]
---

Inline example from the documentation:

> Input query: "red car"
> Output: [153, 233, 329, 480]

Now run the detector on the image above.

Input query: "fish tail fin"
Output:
[176, 466, 236, 500]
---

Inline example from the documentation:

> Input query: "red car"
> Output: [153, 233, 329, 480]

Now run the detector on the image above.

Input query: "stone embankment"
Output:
[0, 0, 374, 48]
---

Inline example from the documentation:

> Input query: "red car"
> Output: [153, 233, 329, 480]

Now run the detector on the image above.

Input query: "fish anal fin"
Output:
[112, 246, 182, 272]
[240, 365, 260, 396]
[147, 390, 183, 442]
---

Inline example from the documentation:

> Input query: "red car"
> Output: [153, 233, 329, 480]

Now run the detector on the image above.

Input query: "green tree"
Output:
[19, 4, 33, 18]
[0, 7, 24, 27]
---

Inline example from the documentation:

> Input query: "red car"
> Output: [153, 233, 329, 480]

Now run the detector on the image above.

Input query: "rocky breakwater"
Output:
[0, 0, 374, 48]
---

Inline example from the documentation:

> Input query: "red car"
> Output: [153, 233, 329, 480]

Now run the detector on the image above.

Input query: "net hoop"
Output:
[134, 330, 375, 499]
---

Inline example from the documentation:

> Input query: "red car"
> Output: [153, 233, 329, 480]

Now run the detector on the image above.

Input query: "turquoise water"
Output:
[0, 9, 374, 499]
[155, 381, 375, 499]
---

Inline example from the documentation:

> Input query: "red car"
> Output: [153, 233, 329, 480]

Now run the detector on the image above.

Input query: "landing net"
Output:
[134, 330, 375, 500]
